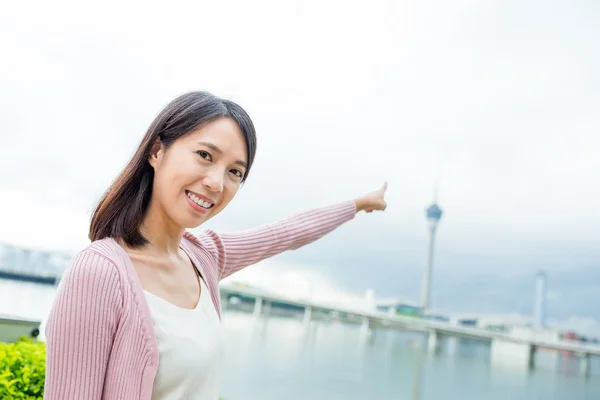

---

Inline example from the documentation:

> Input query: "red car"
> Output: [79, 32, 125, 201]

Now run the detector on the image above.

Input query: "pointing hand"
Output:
[353, 182, 388, 213]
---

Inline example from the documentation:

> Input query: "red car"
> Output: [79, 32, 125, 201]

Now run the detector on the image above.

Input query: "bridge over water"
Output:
[219, 283, 600, 377]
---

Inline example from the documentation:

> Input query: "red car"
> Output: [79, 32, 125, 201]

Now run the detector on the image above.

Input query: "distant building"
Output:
[0, 243, 71, 285]
[375, 298, 423, 317]
[456, 318, 478, 327]
[533, 271, 547, 328]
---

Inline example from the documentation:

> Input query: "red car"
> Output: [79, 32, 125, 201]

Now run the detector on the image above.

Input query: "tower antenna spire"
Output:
[421, 166, 443, 313]
[433, 161, 441, 203]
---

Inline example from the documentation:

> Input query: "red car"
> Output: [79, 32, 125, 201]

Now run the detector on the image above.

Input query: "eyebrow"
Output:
[198, 141, 248, 169]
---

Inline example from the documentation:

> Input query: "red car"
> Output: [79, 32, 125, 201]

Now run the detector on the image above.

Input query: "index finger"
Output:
[380, 181, 388, 193]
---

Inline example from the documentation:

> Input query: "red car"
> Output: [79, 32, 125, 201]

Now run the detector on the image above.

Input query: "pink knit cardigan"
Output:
[43, 201, 356, 399]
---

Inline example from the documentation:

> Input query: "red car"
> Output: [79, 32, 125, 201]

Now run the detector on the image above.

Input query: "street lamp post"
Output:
[420, 202, 443, 313]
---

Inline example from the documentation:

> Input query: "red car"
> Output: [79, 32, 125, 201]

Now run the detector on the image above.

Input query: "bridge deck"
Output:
[220, 284, 600, 356]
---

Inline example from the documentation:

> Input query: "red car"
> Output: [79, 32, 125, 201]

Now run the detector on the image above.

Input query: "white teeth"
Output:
[187, 192, 213, 209]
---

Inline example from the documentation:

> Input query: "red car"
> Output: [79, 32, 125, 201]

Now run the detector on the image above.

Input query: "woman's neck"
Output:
[138, 202, 184, 255]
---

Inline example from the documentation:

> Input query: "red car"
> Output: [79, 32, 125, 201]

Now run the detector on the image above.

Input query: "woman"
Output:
[43, 91, 387, 400]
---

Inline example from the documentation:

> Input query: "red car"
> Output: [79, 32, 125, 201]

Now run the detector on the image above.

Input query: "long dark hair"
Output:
[89, 91, 257, 247]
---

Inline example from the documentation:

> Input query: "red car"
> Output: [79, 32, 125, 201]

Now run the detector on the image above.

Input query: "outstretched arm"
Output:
[198, 183, 388, 280]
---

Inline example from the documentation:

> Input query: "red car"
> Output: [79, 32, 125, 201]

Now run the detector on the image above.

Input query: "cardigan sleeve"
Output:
[197, 200, 357, 280]
[44, 249, 123, 400]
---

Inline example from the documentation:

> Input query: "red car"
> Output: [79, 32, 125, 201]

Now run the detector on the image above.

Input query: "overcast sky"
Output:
[1, 0, 599, 332]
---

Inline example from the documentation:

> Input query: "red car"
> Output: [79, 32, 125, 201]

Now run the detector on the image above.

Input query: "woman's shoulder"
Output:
[86, 237, 129, 262]
[182, 229, 222, 254]
[62, 238, 131, 283]
[181, 229, 225, 270]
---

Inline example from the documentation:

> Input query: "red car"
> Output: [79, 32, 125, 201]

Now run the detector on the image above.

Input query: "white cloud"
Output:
[0, 185, 90, 252]
[221, 259, 372, 311]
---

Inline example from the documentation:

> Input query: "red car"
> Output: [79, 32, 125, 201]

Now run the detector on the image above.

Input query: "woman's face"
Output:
[149, 117, 248, 229]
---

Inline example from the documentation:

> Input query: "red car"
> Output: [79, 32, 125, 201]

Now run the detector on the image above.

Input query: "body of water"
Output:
[219, 311, 600, 400]
[1, 278, 599, 399]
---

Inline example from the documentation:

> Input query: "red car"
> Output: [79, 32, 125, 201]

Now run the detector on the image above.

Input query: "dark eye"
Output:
[197, 151, 212, 161]
[230, 169, 244, 179]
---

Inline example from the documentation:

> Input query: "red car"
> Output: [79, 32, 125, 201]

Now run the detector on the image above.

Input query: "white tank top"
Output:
[144, 278, 224, 400]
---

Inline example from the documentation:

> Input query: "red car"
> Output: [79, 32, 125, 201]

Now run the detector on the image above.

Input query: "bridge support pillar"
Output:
[427, 331, 439, 354]
[253, 297, 263, 317]
[445, 336, 458, 355]
[303, 307, 312, 325]
[491, 339, 535, 370]
[360, 318, 370, 335]
[581, 353, 591, 378]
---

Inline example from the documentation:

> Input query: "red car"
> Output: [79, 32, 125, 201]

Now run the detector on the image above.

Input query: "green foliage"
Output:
[0, 338, 228, 399]
[0, 337, 46, 399]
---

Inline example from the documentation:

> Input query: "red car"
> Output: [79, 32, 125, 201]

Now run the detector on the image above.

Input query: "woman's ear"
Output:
[148, 137, 163, 169]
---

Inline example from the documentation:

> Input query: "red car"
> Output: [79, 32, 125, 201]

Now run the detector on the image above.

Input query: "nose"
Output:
[202, 171, 224, 194]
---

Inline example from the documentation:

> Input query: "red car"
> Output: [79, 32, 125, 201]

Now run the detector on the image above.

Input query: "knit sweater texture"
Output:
[43, 201, 356, 399]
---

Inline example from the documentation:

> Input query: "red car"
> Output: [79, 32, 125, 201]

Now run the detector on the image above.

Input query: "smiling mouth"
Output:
[185, 190, 214, 209]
